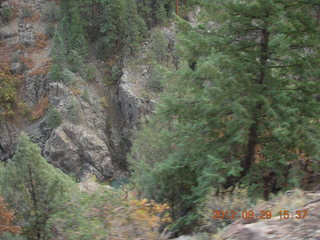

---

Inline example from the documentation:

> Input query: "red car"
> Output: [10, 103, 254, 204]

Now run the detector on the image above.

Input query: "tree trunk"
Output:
[241, 24, 269, 177]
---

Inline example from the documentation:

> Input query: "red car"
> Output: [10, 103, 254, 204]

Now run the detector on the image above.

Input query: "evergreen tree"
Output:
[130, 0, 320, 233]
[69, 5, 88, 56]
[0, 133, 75, 240]
[124, 0, 145, 54]
[50, 30, 66, 66]
[46, 107, 62, 129]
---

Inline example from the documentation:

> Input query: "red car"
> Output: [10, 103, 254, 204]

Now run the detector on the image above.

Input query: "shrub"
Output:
[1, 8, 13, 23]
[46, 107, 62, 129]
[30, 96, 49, 121]
[67, 50, 84, 73]
[0, 233, 26, 240]
[0, 68, 20, 117]
[45, 22, 55, 38]
[66, 99, 81, 124]
[99, 96, 109, 109]
[84, 65, 96, 82]
[111, 65, 121, 82]
[147, 66, 164, 92]
[48, 64, 62, 82]
[81, 88, 90, 102]
[21, 7, 34, 19]
[150, 30, 169, 63]
[61, 69, 75, 85]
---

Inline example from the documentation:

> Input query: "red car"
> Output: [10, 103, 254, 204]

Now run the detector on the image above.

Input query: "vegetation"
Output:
[0, 133, 76, 240]
[66, 98, 82, 124]
[0, 196, 21, 235]
[129, 0, 320, 234]
[0, 67, 21, 118]
[0, 134, 170, 240]
[46, 107, 62, 129]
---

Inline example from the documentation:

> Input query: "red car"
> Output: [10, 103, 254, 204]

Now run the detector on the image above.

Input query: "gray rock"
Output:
[10, 62, 24, 74]
[44, 123, 115, 181]
[19, 31, 35, 46]
[0, 121, 18, 161]
[1, 1, 10, 8]
[24, 74, 49, 106]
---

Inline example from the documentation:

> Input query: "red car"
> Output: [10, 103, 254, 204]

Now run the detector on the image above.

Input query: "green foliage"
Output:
[50, 30, 66, 65]
[46, 107, 62, 129]
[130, 0, 320, 233]
[0, 233, 26, 240]
[81, 88, 90, 102]
[45, 22, 55, 38]
[111, 65, 121, 82]
[0, 133, 76, 240]
[149, 30, 169, 63]
[147, 65, 164, 92]
[48, 64, 62, 82]
[0, 68, 20, 117]
[1, 7, 13, 23]
[21, 7, 34, 19]
[67, 50, 84, 73]
[84, 65, 96, 82]
[66, 98, 82, 124]
[61, 69, 75, 85]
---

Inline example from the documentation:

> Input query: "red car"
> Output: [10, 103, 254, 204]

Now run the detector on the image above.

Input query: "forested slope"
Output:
[0, 0, 320, 239]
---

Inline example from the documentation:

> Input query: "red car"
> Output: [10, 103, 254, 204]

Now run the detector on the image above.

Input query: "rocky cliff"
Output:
[0, 0, 177, 181]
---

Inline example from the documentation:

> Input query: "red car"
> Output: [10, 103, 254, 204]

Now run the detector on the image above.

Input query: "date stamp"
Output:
[211, 210, 308, 220]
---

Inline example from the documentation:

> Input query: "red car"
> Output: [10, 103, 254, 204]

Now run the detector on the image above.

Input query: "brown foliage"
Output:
[0, 196, 21, 235]
[29, 60, 51, 76]
[30, 96, 49, 120]
[23, 11, 41, 23]
[19, 56, 34, 69]
[35, 33, 49, 49]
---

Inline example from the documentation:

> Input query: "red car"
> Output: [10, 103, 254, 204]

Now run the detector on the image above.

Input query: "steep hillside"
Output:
[0, 0, 180, 181]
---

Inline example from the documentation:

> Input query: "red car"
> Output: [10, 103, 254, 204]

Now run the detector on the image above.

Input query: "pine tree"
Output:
[69, 5, 88, 56]
[124, 0, 145, 55]
[50, 29, 66, 66]
[130, 0, 320, 233]
[0, 133, 75, 240]
[46, 107, 62, 129]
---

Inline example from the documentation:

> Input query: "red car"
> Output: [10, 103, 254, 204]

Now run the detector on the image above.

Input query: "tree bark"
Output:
[241, 25, 269, 177]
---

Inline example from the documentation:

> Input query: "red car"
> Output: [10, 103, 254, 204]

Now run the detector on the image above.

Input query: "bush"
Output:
[84, 65, 96, 82]
[0, 233, 26, 240]
[150, 30, 169, 63]
[67, 50, 84, 73]
[21, 7, 34, 19]
[46, 107, 62, 129]
[43, 2, 60, 22]
[61, 69, 75, 85]
[49, 64, 62, 82]
[111, 65, 122, 82]
[81, 88, 90, 102]
[147, 66, 164, 92]
[45, 22, 56, 38]
[66, 99, 81, 124]
[1, 7, 13, 23]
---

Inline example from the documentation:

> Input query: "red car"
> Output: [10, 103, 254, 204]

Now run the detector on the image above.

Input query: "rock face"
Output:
[117, 24, 177, 139]
[0, 121, 18, 161]
[44, 124, 114, 180]
[118, 70, 154, 138]
[0, 0, 177, 181]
